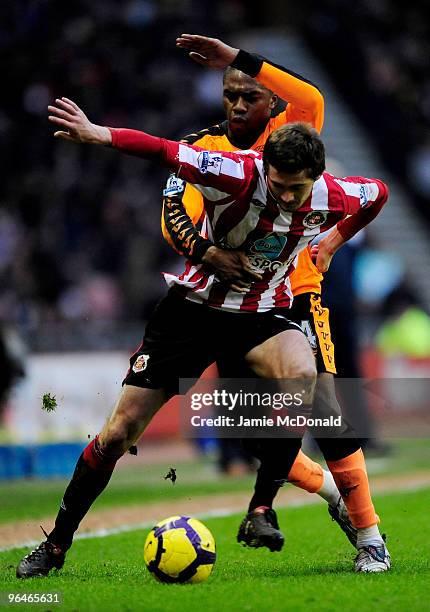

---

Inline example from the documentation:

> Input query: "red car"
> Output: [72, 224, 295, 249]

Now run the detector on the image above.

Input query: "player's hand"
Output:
[313, 227, 345, 273]
[176, 34, 239, 69]
[202, 246, 262, 292]
[48, 98, 112, 145]
[311, 242, 333, 273]
[310, 244, 320, 264]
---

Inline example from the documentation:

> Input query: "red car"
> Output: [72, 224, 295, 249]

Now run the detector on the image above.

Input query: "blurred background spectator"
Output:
[0, 324, 26, 423]
[376, 283, 430, 359]
[300, 0, 430, 223]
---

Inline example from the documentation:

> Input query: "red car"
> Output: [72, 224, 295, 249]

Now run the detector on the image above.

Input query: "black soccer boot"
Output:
[16, 529, 66, 578]
[237, 506, 284, 552]
[328, 496, 358, 548]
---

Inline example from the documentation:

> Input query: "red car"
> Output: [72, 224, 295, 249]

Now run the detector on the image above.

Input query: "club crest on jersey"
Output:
[132, 354, 150, 373]
[303, 211, 328, 228]
[250, 233, 287, 260]
[163, 174, 185, 197]
[197, 151, 223, 175]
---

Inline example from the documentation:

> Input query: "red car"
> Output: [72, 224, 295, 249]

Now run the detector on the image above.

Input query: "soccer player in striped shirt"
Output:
[164, 36, 389, 570]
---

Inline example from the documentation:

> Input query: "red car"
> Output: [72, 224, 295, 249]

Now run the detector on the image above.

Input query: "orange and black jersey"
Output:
[162, 122, 227, 262]
[161, 49, 325, 295]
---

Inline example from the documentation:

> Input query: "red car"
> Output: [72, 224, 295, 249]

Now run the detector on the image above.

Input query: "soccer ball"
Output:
[144, 515, 216, 583]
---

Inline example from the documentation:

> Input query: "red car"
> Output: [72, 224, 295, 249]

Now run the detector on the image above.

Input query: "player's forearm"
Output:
[337, 180, 389, 241]
[231, 51, 324, 130]
[111, 129, 250, 195]
[317, 227, 346, 261]
[163, 194, 213, 261]
[109, 128, 179, 166]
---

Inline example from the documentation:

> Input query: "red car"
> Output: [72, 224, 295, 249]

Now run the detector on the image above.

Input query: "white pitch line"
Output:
[2, 480, 429, 553]
[0, 508, 242, 553]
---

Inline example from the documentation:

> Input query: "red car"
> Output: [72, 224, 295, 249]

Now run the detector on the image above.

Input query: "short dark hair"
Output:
[222, 66, 272, 94]
[263, 122, 325, 179]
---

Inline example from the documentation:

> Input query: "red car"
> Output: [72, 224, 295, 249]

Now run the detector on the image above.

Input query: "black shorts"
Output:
[286, 293, 336, 374]
[123, 289, 303, 398]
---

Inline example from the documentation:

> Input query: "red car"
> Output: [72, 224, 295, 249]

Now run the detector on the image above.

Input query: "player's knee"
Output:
[288, 361, 317, 382]
[101, 424, 135, 455]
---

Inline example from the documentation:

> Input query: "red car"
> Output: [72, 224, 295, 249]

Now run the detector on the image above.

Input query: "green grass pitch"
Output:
[1, 487, 429, 612]
[1, 438, 430, 525]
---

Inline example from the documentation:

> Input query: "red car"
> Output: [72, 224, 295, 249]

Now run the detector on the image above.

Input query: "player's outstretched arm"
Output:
[313, 177, 389, 273]
[48, 98, 112, 145]
[177, 34, 324, 132]
[48, 98, 256, 202]
[176, 34, 238, 69]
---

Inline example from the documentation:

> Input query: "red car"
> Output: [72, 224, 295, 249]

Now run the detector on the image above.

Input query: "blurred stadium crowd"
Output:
[302, 0, 430, 221]
[0, 0, 428, 352]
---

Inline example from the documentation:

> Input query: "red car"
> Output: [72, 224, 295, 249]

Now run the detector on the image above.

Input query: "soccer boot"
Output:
[16, 531, 65, 579]
[355, 541, 391, 573]
[237, 506, 284, 552]
[328, 496, 358, 548]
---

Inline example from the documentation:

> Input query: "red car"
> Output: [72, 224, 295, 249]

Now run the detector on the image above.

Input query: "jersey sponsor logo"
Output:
[248, 254, 284, 272]
[163, 174, 185, 197]
[132, 354, 150, 373]
[303, 210, 328, 228]
[250, 232, 287, 260]
[248, 251, 296, 274]
[197, 151, 223, 175]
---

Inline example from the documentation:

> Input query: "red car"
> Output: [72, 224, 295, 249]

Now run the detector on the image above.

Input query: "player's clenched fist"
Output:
[176, 34, 239, 69]
[48, 98, 111, 145]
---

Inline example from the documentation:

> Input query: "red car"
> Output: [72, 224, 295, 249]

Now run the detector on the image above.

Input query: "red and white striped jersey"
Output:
[109, 129, 388, 313]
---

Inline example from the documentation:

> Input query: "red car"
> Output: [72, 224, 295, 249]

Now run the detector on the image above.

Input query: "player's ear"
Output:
[269, 94, 278, 110]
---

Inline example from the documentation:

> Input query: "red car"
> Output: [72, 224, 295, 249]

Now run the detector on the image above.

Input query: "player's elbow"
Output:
[381, 179, 389, 200]
[376, 179, 389, 205]
[309, 91, 324, 132]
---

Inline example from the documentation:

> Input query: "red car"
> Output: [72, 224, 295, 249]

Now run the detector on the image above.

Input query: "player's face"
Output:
[266, 166, 316, 211]
[223, 72, 276, 141]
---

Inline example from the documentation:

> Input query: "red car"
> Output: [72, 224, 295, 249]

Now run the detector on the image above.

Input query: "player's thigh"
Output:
[244, 328, 316, 380]
[124, 291, 215, 397]
[100, 385, 167, 448]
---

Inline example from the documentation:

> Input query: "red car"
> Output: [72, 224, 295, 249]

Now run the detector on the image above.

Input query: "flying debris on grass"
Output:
[164, 467, 177, 484]
[42, 392, 57, 412]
